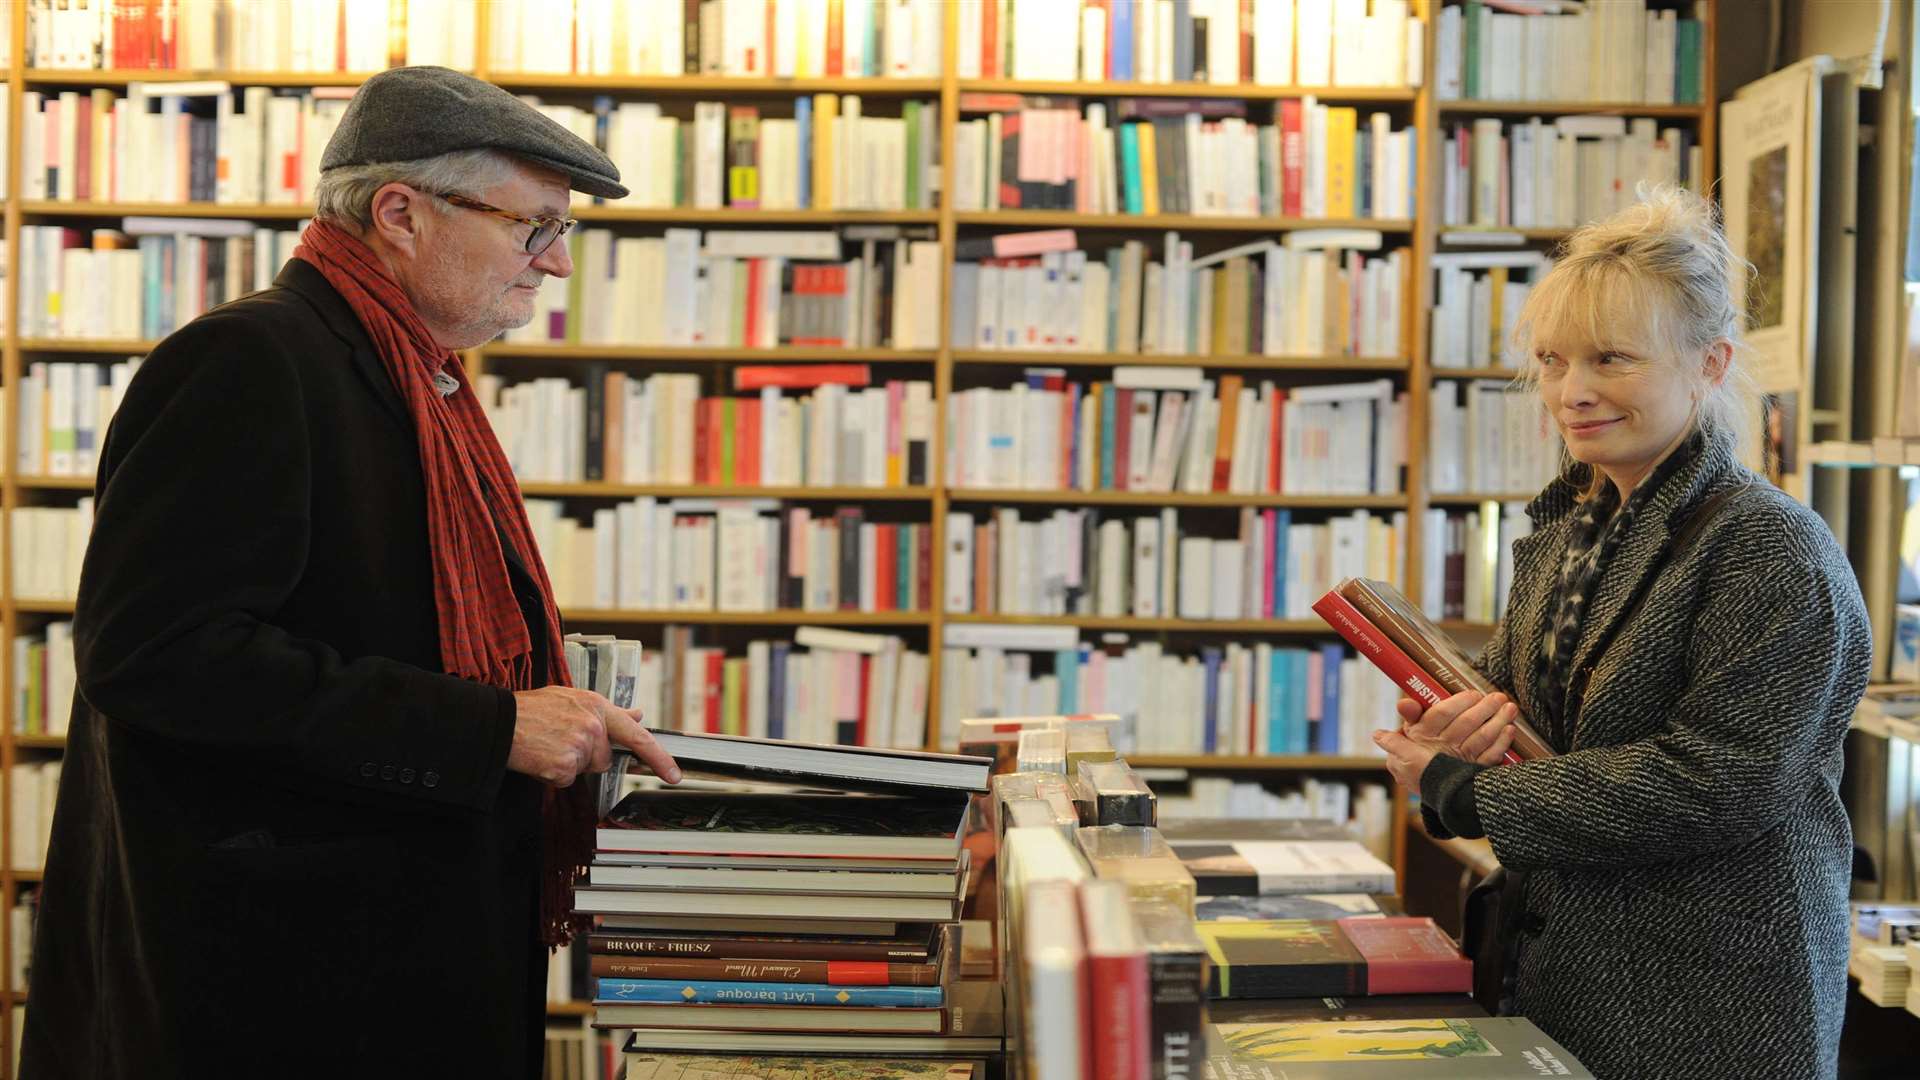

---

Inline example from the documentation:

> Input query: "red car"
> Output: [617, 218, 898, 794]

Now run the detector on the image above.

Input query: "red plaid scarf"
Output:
[293, 219, 593, 945]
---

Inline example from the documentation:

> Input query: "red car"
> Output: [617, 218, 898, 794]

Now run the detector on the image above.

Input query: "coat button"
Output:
[380, 765, 396, 781]
[360, 762, 376, 778]
[399, 768, 415, 784]
[422, 771, 440, 788]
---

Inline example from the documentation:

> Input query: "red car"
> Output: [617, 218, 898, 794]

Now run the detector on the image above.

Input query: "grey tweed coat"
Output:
[1435, 431, 1871, 1080]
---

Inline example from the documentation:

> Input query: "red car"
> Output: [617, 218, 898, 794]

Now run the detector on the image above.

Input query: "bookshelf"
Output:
[0, 0, 1722, 1067]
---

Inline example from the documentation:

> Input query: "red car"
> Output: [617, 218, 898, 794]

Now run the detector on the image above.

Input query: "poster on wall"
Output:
[1719, 59, 1827, 395]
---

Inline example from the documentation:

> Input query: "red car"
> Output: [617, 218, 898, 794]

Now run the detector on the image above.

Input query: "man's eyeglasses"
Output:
[433, 191, 575, 256]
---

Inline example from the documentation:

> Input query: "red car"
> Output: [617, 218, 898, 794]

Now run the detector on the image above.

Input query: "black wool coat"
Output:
[1434, 431, 1871, 1080]
[22, 259, 554, 1079]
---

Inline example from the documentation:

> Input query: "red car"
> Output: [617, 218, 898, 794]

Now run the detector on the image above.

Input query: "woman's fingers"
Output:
[1474, 723, 1518, 766]
[1404, 691, 1485, 740]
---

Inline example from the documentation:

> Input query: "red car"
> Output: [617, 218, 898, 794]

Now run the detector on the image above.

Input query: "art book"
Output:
[1201, 1017, 1595, 1079]
[623, 1052, 976, 1079]
[599, 791, 970, 859]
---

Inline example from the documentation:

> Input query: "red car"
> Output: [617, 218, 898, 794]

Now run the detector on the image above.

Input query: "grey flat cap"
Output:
[322, 66, 627, 200]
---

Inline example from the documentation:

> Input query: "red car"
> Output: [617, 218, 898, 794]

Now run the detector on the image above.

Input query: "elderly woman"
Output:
[1376, 187, 1870, 1080]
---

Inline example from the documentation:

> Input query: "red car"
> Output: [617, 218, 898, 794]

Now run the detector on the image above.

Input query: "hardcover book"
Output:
[599, 791, 970, 860]
[644, 730, 993, 794]
[596, 978, 943, 1008]
[1177, 841, 1397, 897]
[589, 955, 940, 987]
[1336, 917, 1474, 996]
[1200, 1017, 1595, 1079]
[1196, 894, 1398, 922]
[1208, 994, 1485, 1025]
[1194, 919, 1365, 1000]
[589, 925, 939, 964]
[623, 1054, 976, 1080]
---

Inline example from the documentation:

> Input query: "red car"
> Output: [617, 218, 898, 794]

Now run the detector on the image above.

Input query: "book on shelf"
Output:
[945, 506, 1406, 619]
[1440, 115, 1702, 229]
[1195, 915, 1470, 999]
[11, 501, 93, 602]
[1436, 0, 1704, 105]
[1203, 1015, 1595, 1077]
[487, 0, 944, 79]
[14, 622, 77, 739]
[20, 223, 300, 342]
[963, 0, 1419, 88]
[952, 96, 1417, 220]
[9, 892, 36, 996]
[1080, 879, 1153, 1080]
[26, 0, 475, 71]
[951, 235, 1408, 359]
[9, 760, 62, 873]
[17, 359, 142, 479]
[500, 227, 941, 350]
[945, 374, 1406, 496]
[484, 373, 932, 488]
[1314, 576, 1555, 760]
[1427, 250, 1553, 370]
[1418, 502, 1533, 624]
[940, 637, 1400, 762]
[522, 498, 931, 616]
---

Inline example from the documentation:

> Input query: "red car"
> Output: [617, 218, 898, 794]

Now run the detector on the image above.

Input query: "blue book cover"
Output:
[1056, 647, 1081, 713]
[1111, 0, 1134, 81]
[1099, 383, 1119, 489]
[795, 96, 813, 209]
[1289, 651, 1311, 754]
[1268, 648, 1291, 755]
[898, 526, 913, 612]
[1201, 646, 1224, 754]
[1318, 644, 1345, 754]
[595, 979, 942, 1008]
[1119, 124, 1144, 215]
[767, 641, 789, 740]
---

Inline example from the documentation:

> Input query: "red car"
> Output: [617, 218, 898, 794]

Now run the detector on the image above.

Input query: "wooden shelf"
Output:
[1436, 226, 1573, 243]
[958, 79, 1416, 103]
[1430, 366, 1525, 381]
[944, 614, 1331, 634]
[13, 477, 95, 491]
[23, 68, 375, 87]
[1128, 754, 1389, 770]
[1438, 99, 1707, 119]
[946, 488, 1406, 509]
[22, 200, 313, 219]
[12, 600, 75, 615]
[557, 608, 931, 627]
[478, 344, 936, 363]
[546, 1000, 595, 1017]
[17, 338, 157, 354]
[492, 74, 942, 96]
[1427, 493, 1537, 506]
[10, 735, 65, 750]
[7, 871, 41, 883]
[953, 211, 1415, 232]
[518, 483, 933, 501]
[572, 207, 939, 225]
[951, 350, 1408, 371]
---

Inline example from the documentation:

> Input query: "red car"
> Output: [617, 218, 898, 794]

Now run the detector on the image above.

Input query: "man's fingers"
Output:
[607, 710, 684, 785]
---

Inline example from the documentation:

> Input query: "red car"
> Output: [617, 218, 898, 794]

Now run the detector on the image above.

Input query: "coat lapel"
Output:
[1503, 517, 1567, 736]
[273, 259, 415, 435]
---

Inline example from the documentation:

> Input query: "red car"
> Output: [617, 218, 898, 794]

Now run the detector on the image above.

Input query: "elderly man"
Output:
[22, 68, 679, 1078]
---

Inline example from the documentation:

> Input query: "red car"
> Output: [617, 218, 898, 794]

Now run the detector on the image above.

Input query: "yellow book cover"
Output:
[1138, 121, 1162, 216]
[565, 231, 585, 343]
[812, 93, 838, 209]
[722, 657, 745, 736]
[1324, 108, 1358, 218]
[1487, 265, 1509, 363]
[1215, 1018, 1497, 1063]
[1211, 265, 1232, 357]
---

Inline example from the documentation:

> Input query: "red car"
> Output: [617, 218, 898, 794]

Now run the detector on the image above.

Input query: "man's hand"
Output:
[508, 686, 682, 788]
[1393, 690, 1517, 765]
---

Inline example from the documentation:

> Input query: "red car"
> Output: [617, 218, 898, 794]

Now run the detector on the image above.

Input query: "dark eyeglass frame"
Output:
[433, 191, 576, 256]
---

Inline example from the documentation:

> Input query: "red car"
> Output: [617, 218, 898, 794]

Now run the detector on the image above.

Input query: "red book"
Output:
[729, 363, 875, 388]
[825, 0, 844, 76]
[913, 525, 931, 612]
[692, 398, 713, 484]
[1060, 386, 1077, 489]
[1312, 589, 1450, 710]
[876, 524, 897, 610]
[997, 111, 1023, 209]
[1239, 0, 1255, 83]
[1337, 917, 1474, 996]
[1279, 99, 1305, 217]
[744, 257, 763, 345]
[1260, 508, 1278, 619]
[74, 101, 92, 201]
[1112, 387, 1133, 491]
[703, 650, 724, 734]
[854, 655, 873, 746]
[706, 398, 726, 484]
[737, 398, 761, 486]
[981, 0, 999, 78]
[1080, 881, 1150, 1080]
[1267, 387, 1285, 493]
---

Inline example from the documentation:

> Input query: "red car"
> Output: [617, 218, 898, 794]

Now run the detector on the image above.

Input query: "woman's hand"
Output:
[1395, 690, 1519, 765]
[1374, 727, 1442, 792]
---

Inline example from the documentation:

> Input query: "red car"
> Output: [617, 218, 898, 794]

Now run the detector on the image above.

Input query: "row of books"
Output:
[1441, 116, 1702, 231]
[983, 0, 1421, 88]
[1851, 905, 1920, 1012]
[25, 0, 475, 72]
[491, 0, 946, 79]
[1423, 503, 1529, 625]
[8, 761, 59, 873]
[951, 235, 1408, 359]
[18, 84, 352, 205]
[547, 95, 941, 213]
[944, 374, 1407, 496]
[524, 497, 933, 617]
[1428, 251, 1550, 371]
[477, 370, 934, 488]
[954, 96, 1416, 220]
[13, 623, 75, 740]
[1427, 379, 1560, 496]
[942, 638, 1398, 760]
[17, 359, 141, 479]
[1437, 0, 1704, 105]
[19, 222, 300, 342]
[7, 895, 31, 1000]
[11, 503, 92, 603]
[1154, 776, 1391, 842]
[501, 229, 941, 351]
[942, 506, 1405, 621]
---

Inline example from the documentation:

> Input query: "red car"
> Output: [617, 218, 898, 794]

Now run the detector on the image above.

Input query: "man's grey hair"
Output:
[312, 148, 518, 229]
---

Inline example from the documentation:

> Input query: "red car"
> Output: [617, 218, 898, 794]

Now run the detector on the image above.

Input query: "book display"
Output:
[0, 1, 1724, 1074]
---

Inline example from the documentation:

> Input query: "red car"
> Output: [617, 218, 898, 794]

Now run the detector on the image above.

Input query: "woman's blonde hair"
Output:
[1510, 184, 1759, 501]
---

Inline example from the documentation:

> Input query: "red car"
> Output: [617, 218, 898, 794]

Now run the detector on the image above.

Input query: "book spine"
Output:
[587, 933, 928, 963]
[1310, 589, 1444, 708]
[588, 954, 938, 986]
[594, 978, 942, 1007]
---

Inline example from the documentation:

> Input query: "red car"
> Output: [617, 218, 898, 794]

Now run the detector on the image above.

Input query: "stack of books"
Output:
[576, 724, 1002, 1064]
[1851, 903, 1920, 1008]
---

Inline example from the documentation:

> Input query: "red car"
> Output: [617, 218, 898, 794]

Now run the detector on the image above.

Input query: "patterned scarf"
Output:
[292, 219, 593, 946]
[1538, 434, 1700, 735]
